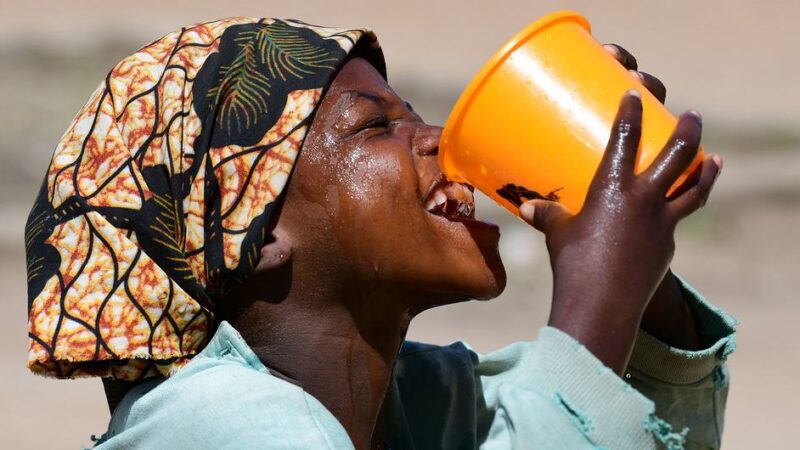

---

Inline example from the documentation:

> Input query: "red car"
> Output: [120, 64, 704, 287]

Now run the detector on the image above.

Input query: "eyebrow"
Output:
[342, 89, 390, 105]
[340, 89, 416, 114]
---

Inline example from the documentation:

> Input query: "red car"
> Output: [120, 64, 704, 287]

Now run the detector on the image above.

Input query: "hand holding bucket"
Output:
[439, 11, 705, 215]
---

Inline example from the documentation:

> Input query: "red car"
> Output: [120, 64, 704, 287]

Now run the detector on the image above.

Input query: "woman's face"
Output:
[280, 57, 505, 309]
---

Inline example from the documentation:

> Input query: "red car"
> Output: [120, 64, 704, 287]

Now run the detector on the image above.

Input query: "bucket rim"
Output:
[439, 10, 591, 165]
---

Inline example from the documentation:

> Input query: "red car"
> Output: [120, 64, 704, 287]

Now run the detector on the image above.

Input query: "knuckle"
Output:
[688, 190, 704, 210]
[698, 189, 711, 208]
[616, 121, 632, 136]
[673, 138, 688, 150]
[672, 139, 698, 158]
[615, 120, 638, 139]
[643, 72, 664, 86]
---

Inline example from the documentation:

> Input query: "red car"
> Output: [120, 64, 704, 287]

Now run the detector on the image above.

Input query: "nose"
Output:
[413, 125, 442, 156]
[412, 125, 448, 199]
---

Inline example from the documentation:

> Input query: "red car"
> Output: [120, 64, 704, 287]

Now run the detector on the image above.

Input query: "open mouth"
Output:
[422, 176, 476, 222]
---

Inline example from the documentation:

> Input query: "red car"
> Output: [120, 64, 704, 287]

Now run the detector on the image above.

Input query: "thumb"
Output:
[519, 200, 570, 234]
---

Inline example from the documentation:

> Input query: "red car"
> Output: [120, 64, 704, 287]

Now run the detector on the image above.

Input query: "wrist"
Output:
[548, 280, 647, 375]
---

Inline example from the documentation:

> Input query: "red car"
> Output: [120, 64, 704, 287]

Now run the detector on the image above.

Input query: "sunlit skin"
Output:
[103, 45, 721, 449]
[220, 57, 507, 450]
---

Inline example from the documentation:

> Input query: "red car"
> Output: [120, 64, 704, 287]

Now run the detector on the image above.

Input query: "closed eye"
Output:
[360, 115, 391, 130]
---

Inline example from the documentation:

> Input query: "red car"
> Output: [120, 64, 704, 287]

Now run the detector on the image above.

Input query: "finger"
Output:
[596, 90, 643, 184]
[666, 156, 702, 200]
[603, 43, 638, 70]
[519, 199, 571, 234]
[669, 154, 722, 220]
[644, 110, 703, 194]
[629, 70, 667, 104]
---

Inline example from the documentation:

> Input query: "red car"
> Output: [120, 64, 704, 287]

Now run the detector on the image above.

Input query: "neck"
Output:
[227, 280, 412, 450]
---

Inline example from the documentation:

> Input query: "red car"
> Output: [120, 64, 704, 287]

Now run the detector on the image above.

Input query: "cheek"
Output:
[331, 144, 431, 264]
[337, 142, 419, 211]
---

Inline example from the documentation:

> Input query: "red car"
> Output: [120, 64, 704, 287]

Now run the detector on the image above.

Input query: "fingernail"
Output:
[626, 89, 641, 98]
[711, 154, 723, 176]
[603, 44, 620, 57]
[519, 202, 535, 221]
[628, 69, 644, 81]
[686, 110, 703, 122]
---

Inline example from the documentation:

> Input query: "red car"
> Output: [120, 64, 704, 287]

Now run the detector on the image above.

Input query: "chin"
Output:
[408, 257, 506, 316]
[430, 252, 506, 305]
[422, 213, 507, 302]
[455, 218, 507, 301]
[468, 259, 507, 301]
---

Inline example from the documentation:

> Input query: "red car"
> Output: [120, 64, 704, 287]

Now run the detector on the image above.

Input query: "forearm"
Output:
[547, 268, 648, 376]
[548, 268, 706, 376]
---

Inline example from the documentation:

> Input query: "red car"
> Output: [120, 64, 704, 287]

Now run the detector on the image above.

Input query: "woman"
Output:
[25, 18, 736, 449]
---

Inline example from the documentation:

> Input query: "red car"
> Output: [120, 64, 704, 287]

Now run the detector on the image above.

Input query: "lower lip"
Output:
[428, 211, 500, 232]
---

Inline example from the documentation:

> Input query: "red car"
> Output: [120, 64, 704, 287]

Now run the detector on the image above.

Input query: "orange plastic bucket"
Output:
[439, 10, 704, 215]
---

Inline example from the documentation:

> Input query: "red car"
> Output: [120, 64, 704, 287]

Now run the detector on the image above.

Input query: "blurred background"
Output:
[1, 0, 797, 448]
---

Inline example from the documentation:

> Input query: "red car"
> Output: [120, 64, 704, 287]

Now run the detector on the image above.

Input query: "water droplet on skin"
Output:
[325, 185, 339, 218]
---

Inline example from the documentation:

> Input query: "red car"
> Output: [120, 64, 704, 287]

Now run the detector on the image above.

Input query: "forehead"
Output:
[327, 57, 393, 100]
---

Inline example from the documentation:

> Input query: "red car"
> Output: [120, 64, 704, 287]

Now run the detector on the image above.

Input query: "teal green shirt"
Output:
[93, 279, 736, 449]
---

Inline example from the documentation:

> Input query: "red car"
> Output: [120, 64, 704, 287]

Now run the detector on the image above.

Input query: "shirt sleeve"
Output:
[626, 276, 738, 450]
[387, 279, 736, 450]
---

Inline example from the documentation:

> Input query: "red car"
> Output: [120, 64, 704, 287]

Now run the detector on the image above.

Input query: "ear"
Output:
[253, 235, 293, 274]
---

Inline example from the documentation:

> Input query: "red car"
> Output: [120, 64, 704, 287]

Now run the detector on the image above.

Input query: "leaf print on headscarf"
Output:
[196, 20, 346, 148]
[254, 21, 340, 80]
[207, 42, 272, 137]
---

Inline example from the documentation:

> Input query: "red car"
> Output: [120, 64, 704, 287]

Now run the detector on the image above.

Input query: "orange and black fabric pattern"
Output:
[25, 18, 383, 380]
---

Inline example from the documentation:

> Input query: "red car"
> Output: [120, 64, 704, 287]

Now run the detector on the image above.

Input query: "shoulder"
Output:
[99, 357, 351, 449]
[159, 360, 302, 410]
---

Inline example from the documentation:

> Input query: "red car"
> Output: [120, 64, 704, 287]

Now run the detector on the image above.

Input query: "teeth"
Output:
[424, 190, 447, 210]
[424, 182, 477, 220]
[464, 188, 474, 204]
[433, 190, 447, 206]
[445, 183, 469, 201]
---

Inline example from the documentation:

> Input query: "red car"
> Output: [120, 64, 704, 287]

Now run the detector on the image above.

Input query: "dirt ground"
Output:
[1, 1, 798, 448]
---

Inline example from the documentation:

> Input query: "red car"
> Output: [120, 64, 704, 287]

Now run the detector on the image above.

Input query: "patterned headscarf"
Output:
[25, 18, 384, 380]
